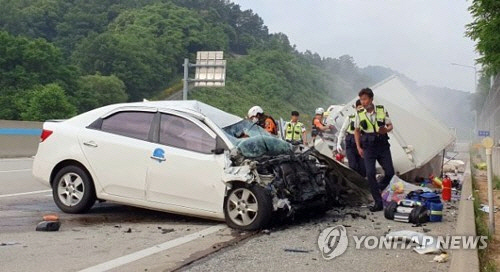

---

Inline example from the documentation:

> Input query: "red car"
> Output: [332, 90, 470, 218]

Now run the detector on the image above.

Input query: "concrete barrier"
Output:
[449, 161, 480, 272]
[0, 120, 42, 158]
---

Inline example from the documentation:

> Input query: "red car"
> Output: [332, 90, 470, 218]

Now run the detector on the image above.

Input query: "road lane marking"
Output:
[79, 224, 227, 272]
[0, 190, 52, 198]
[0, 169, 32, 173]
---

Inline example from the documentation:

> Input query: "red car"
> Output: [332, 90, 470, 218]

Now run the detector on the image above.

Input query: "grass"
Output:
[494, 176, 500, 190]
[472, 168, 498, 272]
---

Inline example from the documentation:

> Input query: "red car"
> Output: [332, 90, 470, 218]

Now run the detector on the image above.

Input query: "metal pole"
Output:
[183, 58, 189, 100]
[441, 149, 446, 178]
[486, 147, 495, 234]
[474, 67, 477, 92]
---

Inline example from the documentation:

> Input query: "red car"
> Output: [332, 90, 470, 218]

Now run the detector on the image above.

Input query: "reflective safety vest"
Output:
[346, 114, 356, 134]
[285, 121, 304, 141]
[358, 105, 386, 133]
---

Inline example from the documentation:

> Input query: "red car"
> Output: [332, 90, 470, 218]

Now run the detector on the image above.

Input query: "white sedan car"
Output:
[33, 101, 369, 230]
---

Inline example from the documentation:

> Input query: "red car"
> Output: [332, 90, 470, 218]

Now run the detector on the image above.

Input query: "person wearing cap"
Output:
[337, 99, 366, 177]
[354, 88, 395, 212]
[284, 111, 307, 145]
[247, 106, 278, 135]
[311, 107, 333, 142]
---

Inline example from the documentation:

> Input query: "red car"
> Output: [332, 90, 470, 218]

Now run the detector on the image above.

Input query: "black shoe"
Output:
[369, 204, 384, 212]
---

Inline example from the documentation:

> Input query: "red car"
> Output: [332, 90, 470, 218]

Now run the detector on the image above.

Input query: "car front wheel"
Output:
[52, 165, 96, 213]
[224, 184, 273, 230]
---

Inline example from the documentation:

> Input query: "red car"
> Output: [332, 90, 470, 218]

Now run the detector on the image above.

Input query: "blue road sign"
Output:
[478, 130, 490, 137]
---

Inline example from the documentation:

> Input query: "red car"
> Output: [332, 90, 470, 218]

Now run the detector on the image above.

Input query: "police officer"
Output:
[337, 99, 366, 177]
[354, 88, 395, 212]
[285, 111, 307, 145]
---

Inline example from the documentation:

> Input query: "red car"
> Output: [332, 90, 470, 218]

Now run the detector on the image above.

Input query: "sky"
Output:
[232, 0, 478, 93]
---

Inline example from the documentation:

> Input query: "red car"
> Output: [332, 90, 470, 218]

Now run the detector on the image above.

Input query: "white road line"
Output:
[0, 189, 52, 198]
[0, 168, 32, 173]
[79, 224, 227, 272]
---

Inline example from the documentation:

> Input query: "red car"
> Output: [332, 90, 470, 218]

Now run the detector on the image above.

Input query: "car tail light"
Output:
[40, 129, 53, 142]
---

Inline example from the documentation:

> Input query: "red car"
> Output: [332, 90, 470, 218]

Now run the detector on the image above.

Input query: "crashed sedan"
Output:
[33, 100, 370, 230]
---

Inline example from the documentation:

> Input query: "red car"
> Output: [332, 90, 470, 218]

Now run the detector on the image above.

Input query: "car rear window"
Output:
[159, 114, 215, 154]
[101, 111, 154, 140]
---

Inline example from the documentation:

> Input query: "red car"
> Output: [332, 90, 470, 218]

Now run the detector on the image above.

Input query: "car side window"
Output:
[159, 114, 215, 154]
[101, 111, 154, 141]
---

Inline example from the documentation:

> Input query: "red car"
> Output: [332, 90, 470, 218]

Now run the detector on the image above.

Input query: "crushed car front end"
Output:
[221, 120, 371, 229]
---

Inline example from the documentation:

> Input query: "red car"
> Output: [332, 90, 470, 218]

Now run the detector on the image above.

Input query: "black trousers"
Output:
[361, 134, 395, 206]
[345, 134, 366, 177]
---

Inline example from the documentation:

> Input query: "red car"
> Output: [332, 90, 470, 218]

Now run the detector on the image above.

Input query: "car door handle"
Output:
[83, 141, 98, 147]
[150, 156, 166, 162]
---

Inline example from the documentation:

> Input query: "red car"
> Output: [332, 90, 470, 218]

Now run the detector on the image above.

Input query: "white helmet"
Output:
[315, 107, 325, 115]
[248, 106, 264, 118]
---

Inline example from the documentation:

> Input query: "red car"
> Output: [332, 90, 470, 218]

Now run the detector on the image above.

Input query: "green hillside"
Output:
[0, 0, 379, 122]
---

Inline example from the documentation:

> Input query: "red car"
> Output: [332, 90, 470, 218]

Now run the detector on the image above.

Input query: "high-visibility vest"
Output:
[285, 121, 304, 141]
[357, 105, 386, 133]
[346, 114, 356, 134]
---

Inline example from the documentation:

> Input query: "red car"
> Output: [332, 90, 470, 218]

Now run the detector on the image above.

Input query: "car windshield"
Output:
[223, 120, 292, 158]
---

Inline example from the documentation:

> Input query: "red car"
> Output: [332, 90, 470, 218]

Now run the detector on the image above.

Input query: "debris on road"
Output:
[42, 214, 59, 222]
[432, 253, 449, 263]
[124, 228, 132, 233]
[261, 229, 271, 235]
[385, 230, 442, 255]
[36, 221, 61, 232]
[283, 248, 312, 253]
[161, 228, 175, 234]
[0, 242, 20, 246]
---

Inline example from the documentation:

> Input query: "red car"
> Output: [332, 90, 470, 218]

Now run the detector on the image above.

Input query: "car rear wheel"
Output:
[224, 184, 272, 230]
[52, 165, 96, 213]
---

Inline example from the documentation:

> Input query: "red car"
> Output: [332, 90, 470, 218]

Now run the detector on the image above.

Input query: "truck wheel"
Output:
[384, 201, 398, 220]
[52, 165, 96, 213]
[224, 184, 273, 230]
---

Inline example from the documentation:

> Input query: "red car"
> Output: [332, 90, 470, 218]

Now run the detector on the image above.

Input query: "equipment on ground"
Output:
[384, 199, 428, 224]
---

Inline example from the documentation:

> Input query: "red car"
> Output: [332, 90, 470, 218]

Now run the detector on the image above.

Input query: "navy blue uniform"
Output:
[345, 134, 366, 177]
[361, 133, 395, 205]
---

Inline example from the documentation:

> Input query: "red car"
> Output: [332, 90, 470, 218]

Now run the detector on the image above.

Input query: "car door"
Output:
[79, 110, 157, 200]
[146, 112, 227, 213]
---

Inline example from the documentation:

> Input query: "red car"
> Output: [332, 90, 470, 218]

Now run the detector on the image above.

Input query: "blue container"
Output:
[428, 202, 443, 222]
[406, 191, 443, 222]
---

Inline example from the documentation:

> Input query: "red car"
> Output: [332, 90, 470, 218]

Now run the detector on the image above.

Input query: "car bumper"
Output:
[32, 157, 52, 187]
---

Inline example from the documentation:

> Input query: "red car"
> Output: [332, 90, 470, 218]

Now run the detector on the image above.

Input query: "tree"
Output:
[21, 83, 77, 121]
[74, 74, 128, 112]
[466, 0, 500, 74]
[0, 30, 78, 91]
[72, 3, 228, 101]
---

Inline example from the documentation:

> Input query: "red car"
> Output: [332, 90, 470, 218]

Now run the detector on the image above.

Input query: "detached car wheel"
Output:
[224, 184, 272, 230]
[52, 165, 96, 213]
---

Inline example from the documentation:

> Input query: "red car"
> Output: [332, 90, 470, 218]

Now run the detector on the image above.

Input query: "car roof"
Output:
[68, 100, 243, 129]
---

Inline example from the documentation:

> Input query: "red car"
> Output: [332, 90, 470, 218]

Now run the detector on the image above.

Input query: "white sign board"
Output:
[194, 51, 226, 87]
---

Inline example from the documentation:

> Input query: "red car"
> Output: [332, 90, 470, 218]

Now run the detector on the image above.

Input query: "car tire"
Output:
[224, 184, 273, 230]
[52, 165, 96, 214]
[384, 201, 398, 220]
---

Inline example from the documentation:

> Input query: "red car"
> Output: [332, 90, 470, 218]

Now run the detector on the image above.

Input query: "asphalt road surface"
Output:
[0, 153, 465, 272]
